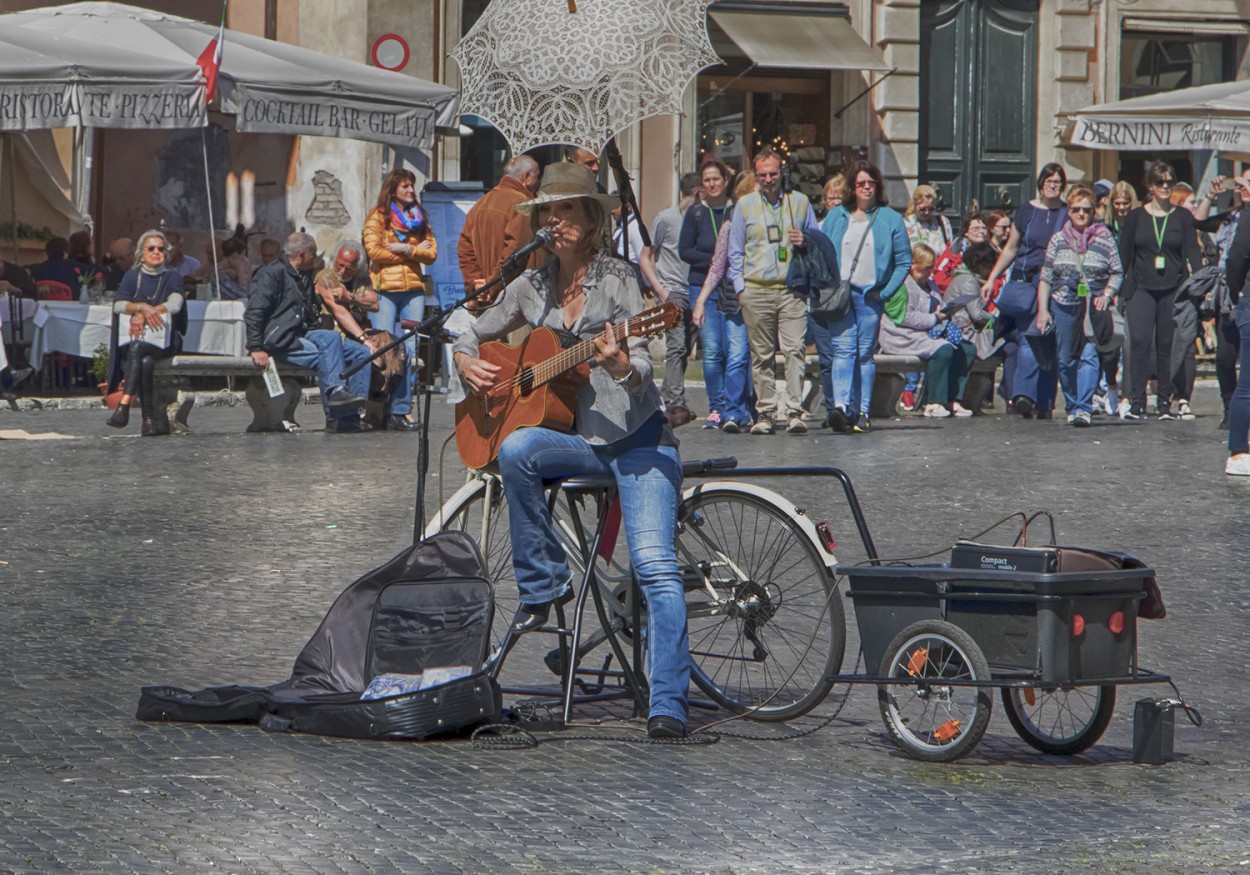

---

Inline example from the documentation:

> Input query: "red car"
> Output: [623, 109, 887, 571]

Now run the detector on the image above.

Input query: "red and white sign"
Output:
[371, 34, 409, 72]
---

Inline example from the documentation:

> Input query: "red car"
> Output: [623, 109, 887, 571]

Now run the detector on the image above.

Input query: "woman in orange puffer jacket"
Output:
[363, 168, 438, 426]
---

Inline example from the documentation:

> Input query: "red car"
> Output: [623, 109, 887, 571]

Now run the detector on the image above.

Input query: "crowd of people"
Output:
[5, 143, 1244, 474]
[616, 150, 1247, 477]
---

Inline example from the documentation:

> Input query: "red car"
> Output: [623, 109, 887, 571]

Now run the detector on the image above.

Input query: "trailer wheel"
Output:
[877, 620, 993, 762]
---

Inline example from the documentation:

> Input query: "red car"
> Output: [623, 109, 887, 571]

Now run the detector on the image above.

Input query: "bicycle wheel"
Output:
[877, 620, 993, 762]
[677, 486, 844, 722]
[1000, 685, 1116, 755]
[428, 476, 519, 649]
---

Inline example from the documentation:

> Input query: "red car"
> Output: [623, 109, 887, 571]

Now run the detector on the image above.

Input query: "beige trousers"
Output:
[740, 283, 807, 420]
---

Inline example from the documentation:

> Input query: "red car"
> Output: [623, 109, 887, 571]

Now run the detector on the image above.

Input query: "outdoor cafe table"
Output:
[27, 299, 246, 370]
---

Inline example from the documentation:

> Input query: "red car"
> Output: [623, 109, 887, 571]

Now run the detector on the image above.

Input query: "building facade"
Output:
[7, 0, 1245, 258]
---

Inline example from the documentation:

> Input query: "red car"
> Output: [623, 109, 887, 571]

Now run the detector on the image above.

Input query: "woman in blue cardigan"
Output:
[818, 160, 911, 433]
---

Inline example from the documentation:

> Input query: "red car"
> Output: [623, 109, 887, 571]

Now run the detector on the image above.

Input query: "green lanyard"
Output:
[1151, 210, 1170, 254]
[708, 204, 726, 240]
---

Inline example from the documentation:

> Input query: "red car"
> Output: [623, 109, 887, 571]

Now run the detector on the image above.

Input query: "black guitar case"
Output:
[136, 532, 501, 740]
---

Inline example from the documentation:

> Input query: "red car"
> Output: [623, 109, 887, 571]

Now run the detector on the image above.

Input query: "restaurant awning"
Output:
[1067, 79, 1250, 152]
[0, 2, 458, 150]
[709, 9, 892, 73]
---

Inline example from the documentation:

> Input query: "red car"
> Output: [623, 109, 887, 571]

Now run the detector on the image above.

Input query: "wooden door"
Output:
[920, 0, 1039, 216]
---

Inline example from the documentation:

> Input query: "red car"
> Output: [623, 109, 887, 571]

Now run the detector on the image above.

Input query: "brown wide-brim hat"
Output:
[515, 162, 619, 215]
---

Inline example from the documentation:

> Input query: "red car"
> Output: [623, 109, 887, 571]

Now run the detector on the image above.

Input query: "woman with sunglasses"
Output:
[1035, 186, 1123, 427]
[819, 160, 912, 434]
[104, 230, 187, 435]
[1117, 161, 1202, 420]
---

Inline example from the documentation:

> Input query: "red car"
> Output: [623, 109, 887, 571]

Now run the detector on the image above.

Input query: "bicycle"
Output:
[426, 458, 880, 723]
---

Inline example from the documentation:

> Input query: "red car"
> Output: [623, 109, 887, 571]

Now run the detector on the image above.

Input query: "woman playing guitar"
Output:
[451, 163, 690, 739]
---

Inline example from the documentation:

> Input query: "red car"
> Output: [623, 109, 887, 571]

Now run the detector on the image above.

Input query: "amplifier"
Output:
[950, 539, 1059, 574]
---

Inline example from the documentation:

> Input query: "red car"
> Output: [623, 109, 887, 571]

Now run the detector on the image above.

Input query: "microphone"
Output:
[502, 228, 553, 271]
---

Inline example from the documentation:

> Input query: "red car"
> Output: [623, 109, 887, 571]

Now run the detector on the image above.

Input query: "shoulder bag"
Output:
[813, 209, 878, 321]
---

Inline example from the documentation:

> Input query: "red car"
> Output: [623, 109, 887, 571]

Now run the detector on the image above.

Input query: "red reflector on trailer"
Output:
[1108, 611, 1125, 634]
[1072, 614, 1085, 636]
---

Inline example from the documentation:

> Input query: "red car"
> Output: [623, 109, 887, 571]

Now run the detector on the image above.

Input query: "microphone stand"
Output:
[605, 140, 651, 261]
[341, 256, 528, 543]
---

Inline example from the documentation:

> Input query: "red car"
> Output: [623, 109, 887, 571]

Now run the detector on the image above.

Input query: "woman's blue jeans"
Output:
[1229, 297, 1250, 455]
[1051, 300, 1100, 415]
[825, 291, 884, 416]
[1012, 317, 1058, 413]
[693, 284, 726, 415]
[723, 310, 753, 425]
[496, 420, 691, 723]
[369, 290, 425, 415]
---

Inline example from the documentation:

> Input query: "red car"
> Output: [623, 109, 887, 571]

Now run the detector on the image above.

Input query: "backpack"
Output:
[136, 532, 501, 740]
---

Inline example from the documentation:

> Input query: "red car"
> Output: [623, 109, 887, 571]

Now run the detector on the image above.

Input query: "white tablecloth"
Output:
[28, 300, 246, 370]
[183, 300, 246, 357]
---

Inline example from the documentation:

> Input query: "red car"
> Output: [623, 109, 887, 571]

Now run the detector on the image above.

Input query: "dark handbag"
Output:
[813, 210, 878, 320]
[811, 281, 852, 321]
[716, 274, 741, 315]
[1024, 323, 1058, 372]
[996, 278, 1039, 319]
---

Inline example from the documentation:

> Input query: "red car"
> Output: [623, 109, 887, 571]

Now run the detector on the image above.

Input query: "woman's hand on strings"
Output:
[593, 321, 632, 382]
[455, 352, 500, 395]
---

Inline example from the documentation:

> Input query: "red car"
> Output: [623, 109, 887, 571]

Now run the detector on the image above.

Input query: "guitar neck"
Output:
[527, 318, 636, 390]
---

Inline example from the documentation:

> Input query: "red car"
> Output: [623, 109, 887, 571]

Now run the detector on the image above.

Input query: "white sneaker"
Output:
[950, 402, 973, 418]
[923, 404, 951, 418]
[1066, 414, 1077, 425]
[1227, 454, 1250, 476]
[1117, 399, 1132, 419]
[1105, 388, 1121, 416]
[1177, 400, 1195, 421]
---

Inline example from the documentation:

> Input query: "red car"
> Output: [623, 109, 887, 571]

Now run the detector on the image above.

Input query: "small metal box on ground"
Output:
[1133, 698, 1175, 764]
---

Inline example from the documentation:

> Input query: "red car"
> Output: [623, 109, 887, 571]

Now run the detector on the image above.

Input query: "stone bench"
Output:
[153, 355, 317, 434]
[773, 352, 1000, 420]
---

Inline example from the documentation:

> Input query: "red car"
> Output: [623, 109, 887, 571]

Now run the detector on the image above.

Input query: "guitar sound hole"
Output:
[518, 366, 535, 395]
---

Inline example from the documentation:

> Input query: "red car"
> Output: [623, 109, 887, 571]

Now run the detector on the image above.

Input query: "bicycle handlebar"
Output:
[682, 456, 738, 476]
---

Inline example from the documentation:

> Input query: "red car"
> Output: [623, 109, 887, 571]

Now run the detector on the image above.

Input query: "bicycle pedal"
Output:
[543, 646, 564, 677]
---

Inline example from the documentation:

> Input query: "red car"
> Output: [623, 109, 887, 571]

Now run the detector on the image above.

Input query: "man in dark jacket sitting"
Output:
[244, 232, 372, 432]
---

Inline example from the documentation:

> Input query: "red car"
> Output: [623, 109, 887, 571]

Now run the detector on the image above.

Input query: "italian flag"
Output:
[196, 2, 227, 103]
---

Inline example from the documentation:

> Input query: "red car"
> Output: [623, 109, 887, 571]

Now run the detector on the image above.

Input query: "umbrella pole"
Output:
[200, 127, 221, 296]
[4, 135, 23, 364]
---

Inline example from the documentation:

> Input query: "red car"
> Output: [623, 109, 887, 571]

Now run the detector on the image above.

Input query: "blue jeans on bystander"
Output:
[370, 290, 426, 415]
[279, 329, 371, 423]
[1051, 300, 1100, 415]
[824, 290, 884, 417]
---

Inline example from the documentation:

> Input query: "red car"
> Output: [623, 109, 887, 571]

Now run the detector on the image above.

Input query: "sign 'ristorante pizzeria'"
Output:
[0, 83, 205, 130]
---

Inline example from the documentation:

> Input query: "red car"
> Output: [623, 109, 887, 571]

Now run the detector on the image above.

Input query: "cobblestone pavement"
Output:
[2, 390, 1248, 874]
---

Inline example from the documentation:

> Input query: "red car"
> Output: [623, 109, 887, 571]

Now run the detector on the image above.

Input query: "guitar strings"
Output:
[488, 314, 650, 396]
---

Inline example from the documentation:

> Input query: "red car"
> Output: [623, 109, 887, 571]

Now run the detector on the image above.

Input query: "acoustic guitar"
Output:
[455, 303, 679, 470]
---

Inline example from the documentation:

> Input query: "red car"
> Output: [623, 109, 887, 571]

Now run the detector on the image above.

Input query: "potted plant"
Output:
[90, 343, 125, 409]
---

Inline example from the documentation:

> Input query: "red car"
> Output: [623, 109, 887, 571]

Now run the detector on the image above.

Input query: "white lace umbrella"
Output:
[450, 0, 721, 155]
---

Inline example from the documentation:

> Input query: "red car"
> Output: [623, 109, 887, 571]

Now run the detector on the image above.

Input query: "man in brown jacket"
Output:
[457, 155, 540, 308]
